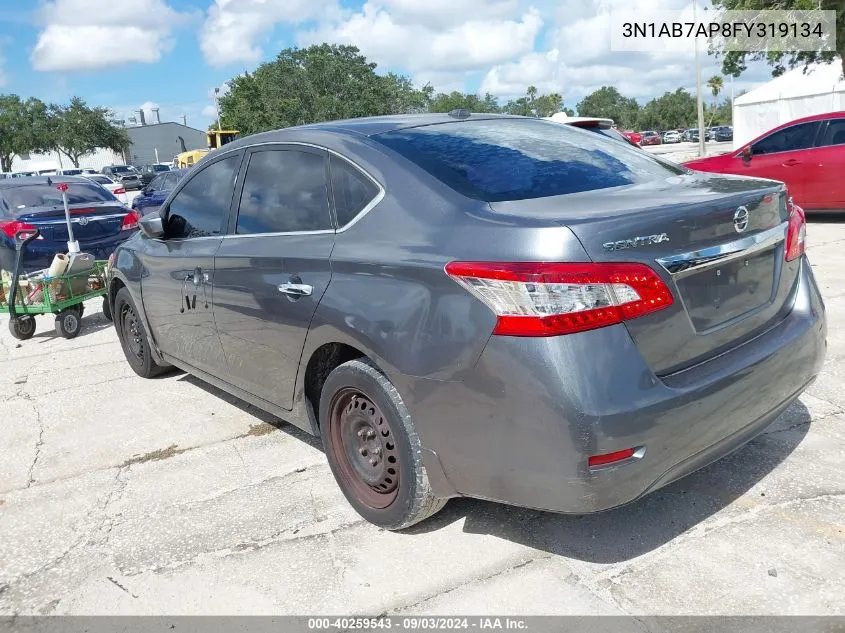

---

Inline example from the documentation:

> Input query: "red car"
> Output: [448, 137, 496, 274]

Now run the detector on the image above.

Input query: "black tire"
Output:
[319, 358, 446, 530]
[102, 296, 113, 322]
[71, 303, 84, 317]
[114, 287, 168, 378]
[9, 316, 36, 340]
[55, 309, 81, 339]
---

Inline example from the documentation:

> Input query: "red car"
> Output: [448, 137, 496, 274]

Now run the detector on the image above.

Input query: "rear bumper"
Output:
[401, 256, 826, 513]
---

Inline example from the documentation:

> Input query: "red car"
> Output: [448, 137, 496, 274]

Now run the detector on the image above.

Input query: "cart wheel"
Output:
[9, 316, 36, 341]
[72, 303, 85, 318]
[102, 296, 113, 322]
[55, 309, 81, 339]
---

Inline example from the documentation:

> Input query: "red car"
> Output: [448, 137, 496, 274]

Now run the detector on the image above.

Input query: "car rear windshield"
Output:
[0, 183, 117, 211]
[86, 175, 111, 185]
[373, 119, 684, 202]
[152, 164, 170, 172]
[111, 166, 134, 173]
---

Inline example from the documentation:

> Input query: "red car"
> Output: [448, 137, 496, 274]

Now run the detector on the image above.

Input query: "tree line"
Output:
[0, 96, 129, 172]
[219, 45, 737, 137]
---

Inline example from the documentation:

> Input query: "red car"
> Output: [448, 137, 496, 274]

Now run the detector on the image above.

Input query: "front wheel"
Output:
[320, 359, 446, 530]
[55, 309, 81, 339]
[9, 316, 36, 340]
[102, 296, 112, 322]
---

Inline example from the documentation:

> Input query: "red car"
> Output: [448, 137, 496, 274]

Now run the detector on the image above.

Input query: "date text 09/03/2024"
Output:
[307, 617, 529, 630]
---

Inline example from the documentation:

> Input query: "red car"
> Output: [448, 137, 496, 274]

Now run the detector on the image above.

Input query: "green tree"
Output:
[501, 85, 563, 117]
[429, 91, 500, 113]
[0, 95, 52, 172]
[576, 86, 640, 129]
[713, 0, 844, 78]
[636, 89, 697, 130]
[49, 97, 129, 167]
[219, 44, 431, 134]
[705, 76, 725, 127]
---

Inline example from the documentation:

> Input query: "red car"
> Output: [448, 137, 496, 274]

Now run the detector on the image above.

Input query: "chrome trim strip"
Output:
[34, 213, 129, 225]
[656, 221, 787, 279]
[221, 229, 335, 239]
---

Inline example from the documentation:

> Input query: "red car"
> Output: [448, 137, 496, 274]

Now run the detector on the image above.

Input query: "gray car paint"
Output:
[109, 113, 826, 514]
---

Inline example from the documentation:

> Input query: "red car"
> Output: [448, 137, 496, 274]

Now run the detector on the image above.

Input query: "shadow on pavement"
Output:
[406, 400, 811, 564]
[806, 212, 845, 224]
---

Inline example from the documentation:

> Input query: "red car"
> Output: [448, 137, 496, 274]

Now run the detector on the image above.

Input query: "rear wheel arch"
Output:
[303, 342, 367, 431]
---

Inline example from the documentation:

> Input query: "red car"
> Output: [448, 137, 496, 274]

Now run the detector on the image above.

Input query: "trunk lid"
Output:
[489, 173, 796, 375]
[20, 202, 129, 242]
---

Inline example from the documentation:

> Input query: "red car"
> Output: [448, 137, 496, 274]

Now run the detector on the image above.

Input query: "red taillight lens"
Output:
[0, 220, 37, 239]
[121, 211, 139, 231]
[785, 199, 805, 262]
[113, 187, 126, 195]
[445, 261, 674, 336]
[588, 447, 637, 468]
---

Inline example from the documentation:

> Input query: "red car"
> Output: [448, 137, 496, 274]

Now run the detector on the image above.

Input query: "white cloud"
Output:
[202, 104, 218, 118]
[201, 0, 343, 67]
[299, 4, 542, 75]
[31, 0, 194, 72]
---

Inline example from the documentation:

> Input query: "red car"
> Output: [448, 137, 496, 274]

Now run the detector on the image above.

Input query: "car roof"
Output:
[0, 175, 93, 189]
[219, 113, 532, 151]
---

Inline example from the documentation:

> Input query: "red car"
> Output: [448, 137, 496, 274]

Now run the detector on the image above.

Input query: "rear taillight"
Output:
[445, 261, 674, 337]
[121, 211, 139, 231]
[113, 187, 126, 195]
[0, 220, 37, 239]
[785, 199, 805, 262]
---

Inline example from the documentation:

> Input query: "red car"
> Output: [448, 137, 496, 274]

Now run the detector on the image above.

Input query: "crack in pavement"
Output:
[23, 391, 44, 489]
[106, 576, 138, 599]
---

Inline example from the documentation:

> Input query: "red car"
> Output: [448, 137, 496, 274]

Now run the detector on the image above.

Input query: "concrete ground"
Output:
[0, 218, 843, 617]
[642, 140, 733, 163]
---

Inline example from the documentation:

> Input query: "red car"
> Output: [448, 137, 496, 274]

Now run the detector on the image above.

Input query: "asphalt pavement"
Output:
[0, 218, 843, 616]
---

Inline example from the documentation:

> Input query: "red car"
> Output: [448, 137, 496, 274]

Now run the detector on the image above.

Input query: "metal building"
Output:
[124, 122, 207, 167]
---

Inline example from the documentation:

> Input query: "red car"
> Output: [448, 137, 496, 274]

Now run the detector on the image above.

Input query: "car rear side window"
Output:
[818, 118, 845, 147]
[236, 149, 331, 234]
[167, 155, 240, 239]
[373, 119, 684, 202]
[330, 155, 380, 227]
[752, 121, 821, 155]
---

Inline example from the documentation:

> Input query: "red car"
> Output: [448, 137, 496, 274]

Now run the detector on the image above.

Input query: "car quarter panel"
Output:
[393, 257, 825, 513]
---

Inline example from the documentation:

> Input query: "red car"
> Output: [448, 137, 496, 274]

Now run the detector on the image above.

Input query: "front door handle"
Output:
[278, 282, 313, 297]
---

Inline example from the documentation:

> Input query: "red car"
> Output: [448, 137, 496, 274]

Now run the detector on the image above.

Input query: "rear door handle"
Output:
[782, 159, 800, 166]
[278, 282, 313, 296]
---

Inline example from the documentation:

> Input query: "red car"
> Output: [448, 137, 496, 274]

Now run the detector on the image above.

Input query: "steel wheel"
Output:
[328, 387, 401, 509]
[120, 302, 145, 363]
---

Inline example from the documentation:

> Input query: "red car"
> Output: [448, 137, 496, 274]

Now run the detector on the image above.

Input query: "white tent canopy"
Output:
[732, 62, 845, 149]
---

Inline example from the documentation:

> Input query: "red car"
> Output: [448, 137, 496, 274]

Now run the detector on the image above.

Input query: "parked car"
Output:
[131, 169, 187, 214]
[662, 130, 681, 143]
[0, 176, 138, 273]
[545, 114, 640, 148]
[640, 131, 662, 146]
[682, 128, 700, 142]
[109, 113, 825, 530]
[684, 112, 845, 212]
[621, 130, 642, 145]
[101, 165, 143, 190]
[11, 171, 36, 178]
[712, 126, 734, 142]
[82, 174, 128, 203]
[139, 163, 172, 186]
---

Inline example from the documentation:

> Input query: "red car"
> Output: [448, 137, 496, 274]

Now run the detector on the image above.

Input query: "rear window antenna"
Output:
[448, 109, 471, 119]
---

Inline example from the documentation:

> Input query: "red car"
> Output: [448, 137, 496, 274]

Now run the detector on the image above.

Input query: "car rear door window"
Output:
[166, 155, 240, 239]
[162, 173, 177, 190]
[235, 149, 331, 234]
[373, 118, 684, 202]
[751, 121, 821, 155]
[817, 118, 845, 147]
[148, 175, 166, 191]
[330, 155, 380, 227]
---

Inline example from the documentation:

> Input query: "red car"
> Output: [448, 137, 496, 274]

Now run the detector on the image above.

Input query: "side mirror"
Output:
[740, 146, 753, 162]
[139, 211, 165, 238]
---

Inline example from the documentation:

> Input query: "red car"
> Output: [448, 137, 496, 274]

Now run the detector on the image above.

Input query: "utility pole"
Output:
[214, 87, 222, 131]
[694, 0, 706, 157]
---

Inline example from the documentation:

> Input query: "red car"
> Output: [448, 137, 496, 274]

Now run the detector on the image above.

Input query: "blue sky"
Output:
[0, 0, 776, 130]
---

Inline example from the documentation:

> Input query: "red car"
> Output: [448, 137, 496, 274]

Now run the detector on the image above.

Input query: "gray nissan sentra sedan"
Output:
[108, 112, 826, 530]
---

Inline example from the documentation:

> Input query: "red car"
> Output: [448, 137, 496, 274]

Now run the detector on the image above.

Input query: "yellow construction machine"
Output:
[175, 130, 240, 169]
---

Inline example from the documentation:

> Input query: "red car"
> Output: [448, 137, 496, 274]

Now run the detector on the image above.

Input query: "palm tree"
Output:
[706, 75, 724, 127]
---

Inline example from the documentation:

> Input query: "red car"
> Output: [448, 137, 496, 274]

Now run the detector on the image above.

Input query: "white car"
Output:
[663, 130, 681, 143]
[82, 174, 128, 204]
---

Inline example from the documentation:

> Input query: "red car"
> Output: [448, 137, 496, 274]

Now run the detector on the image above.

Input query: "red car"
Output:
[640, 130, 662, 146]
[684, 112, 845, 212]
[621, 130, 642, 145]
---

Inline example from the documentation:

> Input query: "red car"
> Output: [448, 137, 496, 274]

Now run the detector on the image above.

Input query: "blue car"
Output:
[0, 176, 138, 273]
[131, 169, 187, 215]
